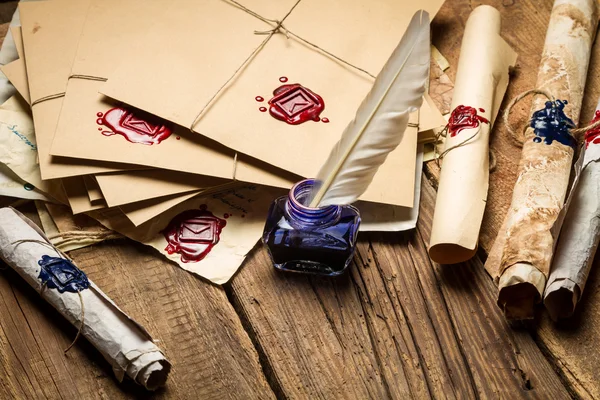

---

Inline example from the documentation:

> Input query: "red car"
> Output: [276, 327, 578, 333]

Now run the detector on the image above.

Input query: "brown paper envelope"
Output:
[48, 0, 279, 183]
[62, 176, 108, 214]
[89, 184, 285, 284]
[419, 93, 447, 133]
[11, 27, 23, 60]
[121, 180, 244, 226]
[83, 175, 104, 203]
[283, 0, 444, 75]
[100, 0, 443, 207]
[120, 191, 203, 227]
[95, 170, 230, 207]
[20, 0, 128, 180]
[1, 58, 30, 104]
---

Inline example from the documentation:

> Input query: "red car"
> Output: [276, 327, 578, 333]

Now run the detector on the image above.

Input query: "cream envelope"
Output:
[1, 58, 30, 104]
[62, 176, 108, 214]
[89, 184, 285, 284]
[96, 170, 230, 207]
[0, 96, 67, 203]
[20, 0, 129, 180]
[11, 27, 23, 59]
[83, 175, 104, 203]
[101, 0, 444, 207]
[121, 181, 243, 226]
[48, 0, 294, 188]
[120, 191, 203, 226]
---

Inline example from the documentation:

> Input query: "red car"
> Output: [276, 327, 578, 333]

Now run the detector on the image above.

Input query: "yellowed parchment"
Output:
[486, 0, 598, 320]
[428, 6, 517, 264]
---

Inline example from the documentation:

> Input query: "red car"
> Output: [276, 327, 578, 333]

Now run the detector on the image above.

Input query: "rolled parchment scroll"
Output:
[428, 5, 517, 264]
[486, 0, 598, 320]
[0, 207, 170, 390]
[544, 98, 600, 320]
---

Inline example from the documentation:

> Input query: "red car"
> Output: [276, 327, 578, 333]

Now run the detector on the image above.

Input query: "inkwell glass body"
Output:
[262, 179, 361, 275]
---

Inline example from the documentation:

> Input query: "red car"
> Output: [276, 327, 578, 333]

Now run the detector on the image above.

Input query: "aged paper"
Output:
[486, 0, 598, 320]
[0, 58, 30, 104]
[0, 163, 51, 201]
[48, 0, 295, 192]
[100, 0, 445, 207]
[544, 99, 600, 320]
[83, 175, 104, 203]
[0, 208, 170, 390]
[89, 184, 285, 284]
[428, 6, 517, 264]
[19, 0, 127, 180]
[63, 176, 108, 214]
[95, 170, 228, 207]
[0, 96, 66, 202]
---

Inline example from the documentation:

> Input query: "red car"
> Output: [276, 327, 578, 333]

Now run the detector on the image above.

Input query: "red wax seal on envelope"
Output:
[162, 205, 227, 263]
[268, 83, 325, 125]
[97, 107, 173, 145]
[447, 105, 489, 137]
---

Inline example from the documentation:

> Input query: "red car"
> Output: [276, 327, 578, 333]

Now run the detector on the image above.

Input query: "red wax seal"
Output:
[162, 205, 227, 263]
[585, 110, 600, 148]
[268, 83, 325, 125]
[97, 107, 173, 145]
[447, 105, 490, 137]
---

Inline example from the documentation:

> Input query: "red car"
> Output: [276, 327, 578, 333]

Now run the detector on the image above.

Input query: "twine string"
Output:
[189, 0, 376, 131]
[64, 290, 85, 354]
[10, 239, 86, 352]
[31, 93, 66, 107]
[502, 88, 600, 147]
[47, 230, 123, 249]
[433, 116, 496, 172]
[31, 75, 107, 106]
[503, 89, 555, 147]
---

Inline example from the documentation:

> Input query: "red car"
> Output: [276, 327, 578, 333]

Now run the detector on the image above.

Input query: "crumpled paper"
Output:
[0, 207, 170, 390]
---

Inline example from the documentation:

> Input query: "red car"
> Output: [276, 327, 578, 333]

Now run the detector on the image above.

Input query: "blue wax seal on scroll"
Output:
[38, 255, 90, 293]
[530, 100, 577, 148]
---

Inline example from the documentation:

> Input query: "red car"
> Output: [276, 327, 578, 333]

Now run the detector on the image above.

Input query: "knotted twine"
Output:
[503, 88, 600, 147]
[11, 238, 85, 353]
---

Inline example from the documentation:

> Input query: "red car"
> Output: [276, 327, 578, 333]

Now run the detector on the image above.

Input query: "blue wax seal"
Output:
[38, 255, 90, 293]
[530, 100, 577, 148]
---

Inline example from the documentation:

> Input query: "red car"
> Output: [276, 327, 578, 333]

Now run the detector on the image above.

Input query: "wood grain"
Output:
[227, 175, 571, 399]
[2, 0, 600, 398]
[0, 206, 275, 399]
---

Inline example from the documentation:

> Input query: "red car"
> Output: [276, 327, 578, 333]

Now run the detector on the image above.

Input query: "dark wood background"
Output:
[2, 0, 600, 398]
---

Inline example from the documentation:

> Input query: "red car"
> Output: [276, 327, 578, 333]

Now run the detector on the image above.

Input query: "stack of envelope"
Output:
[0, 0, 447, 284]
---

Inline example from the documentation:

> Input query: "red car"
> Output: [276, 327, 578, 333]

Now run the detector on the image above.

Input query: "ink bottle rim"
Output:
[285, 179, 341, 227]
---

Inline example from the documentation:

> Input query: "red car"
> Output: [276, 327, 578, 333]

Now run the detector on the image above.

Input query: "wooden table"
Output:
[2, 0, 600, 398]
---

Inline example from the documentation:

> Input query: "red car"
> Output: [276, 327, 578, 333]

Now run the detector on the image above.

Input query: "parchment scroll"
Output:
[486, 0, 598, 320]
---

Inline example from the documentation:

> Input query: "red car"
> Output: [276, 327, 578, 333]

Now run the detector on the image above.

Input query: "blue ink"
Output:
[38, 255, 90, 293]
[262, 179, 360, 276]
[23, 183, 34, 191]
[530, 100, 577, 148]
[5, 124, 37, 151]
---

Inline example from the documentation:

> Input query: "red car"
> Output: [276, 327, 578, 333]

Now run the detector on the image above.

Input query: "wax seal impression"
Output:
[585, 110, 600, 148]
[447, 105, 489, 137]
[530, 100, 576, 148]
[267, 83, 325, 125]
[38, 255, 90, 293]
[162, 205, 227, 263]
[96, 107, 173, 145]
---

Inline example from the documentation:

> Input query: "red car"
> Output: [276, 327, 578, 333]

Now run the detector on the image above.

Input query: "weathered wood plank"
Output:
[227, 175, 571, 399]
[417, 174, 572, 399]
[0, 207, 275, 399]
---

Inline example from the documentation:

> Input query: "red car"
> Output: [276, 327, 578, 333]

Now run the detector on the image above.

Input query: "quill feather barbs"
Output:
[309, 11, 431, 207]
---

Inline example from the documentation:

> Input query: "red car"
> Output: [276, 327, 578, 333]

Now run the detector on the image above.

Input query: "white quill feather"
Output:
[309, 11, 431, 207]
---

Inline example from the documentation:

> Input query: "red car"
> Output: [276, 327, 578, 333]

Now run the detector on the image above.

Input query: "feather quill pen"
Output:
[309, 10, 431, 207]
